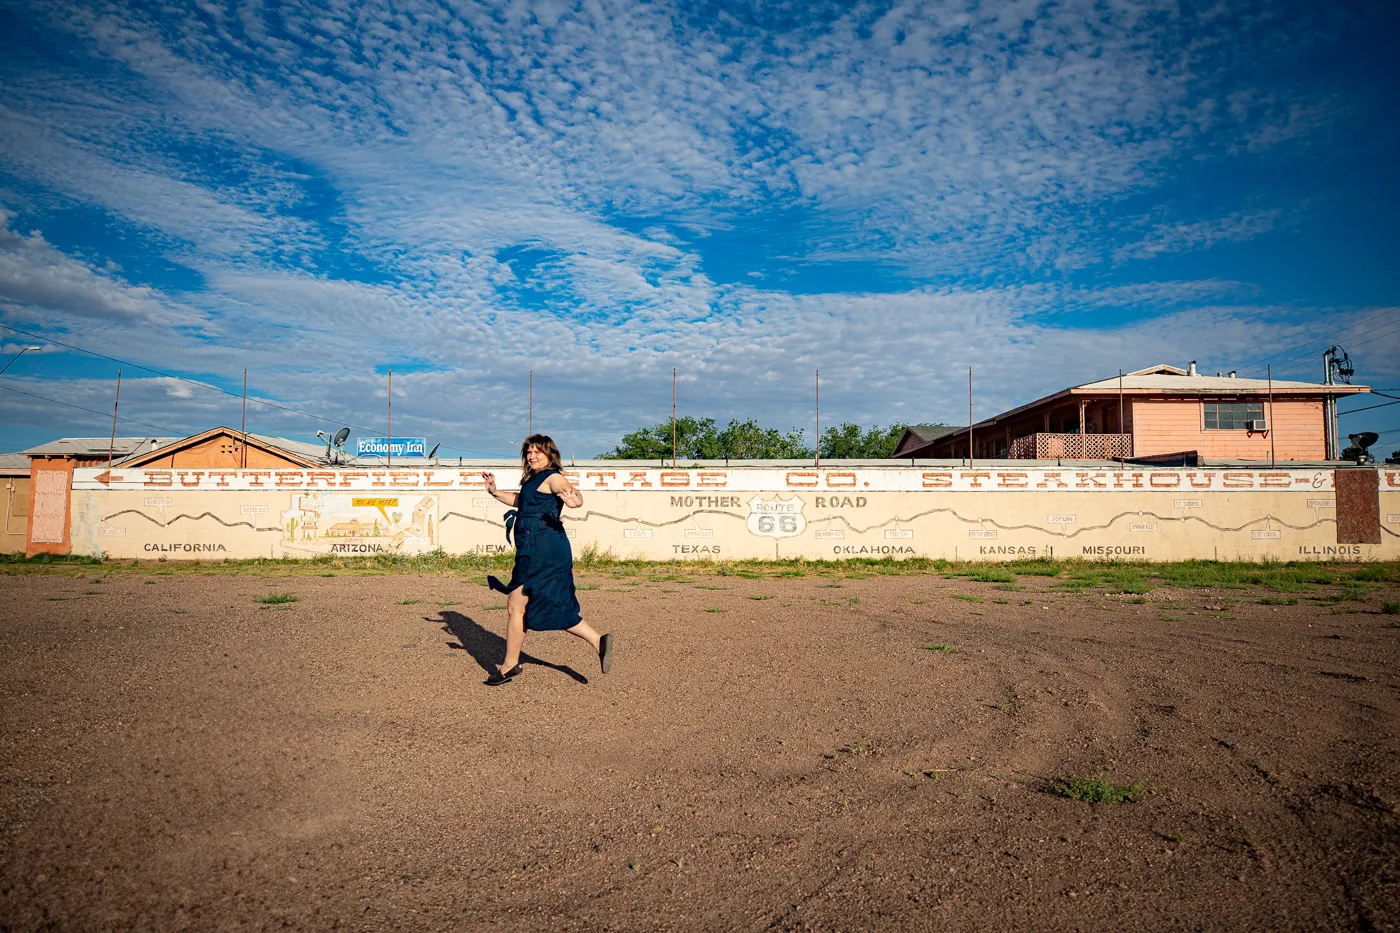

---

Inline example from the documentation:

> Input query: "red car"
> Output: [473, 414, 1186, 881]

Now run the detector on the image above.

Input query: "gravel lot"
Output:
[2, 565, 1398, 931]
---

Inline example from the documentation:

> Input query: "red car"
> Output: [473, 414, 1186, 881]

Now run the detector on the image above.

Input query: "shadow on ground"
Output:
[433, 610, 587, 684]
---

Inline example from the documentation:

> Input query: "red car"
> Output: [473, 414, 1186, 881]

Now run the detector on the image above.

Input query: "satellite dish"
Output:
[333, 427, 351, 448]
[1349, 432, 1379, 464]
[427, 442, 440, 460]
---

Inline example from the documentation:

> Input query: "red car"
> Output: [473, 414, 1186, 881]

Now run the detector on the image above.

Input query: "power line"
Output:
[1241, 316, 1400, 380]
[0, 321, 502, 455]
[1338, 397, 1400, 416]
[0, 382, 185, 434]
[1236, 306, 1399, 376]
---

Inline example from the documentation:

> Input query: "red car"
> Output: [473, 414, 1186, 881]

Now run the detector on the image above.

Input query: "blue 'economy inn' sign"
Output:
[356, 437, 427, 458]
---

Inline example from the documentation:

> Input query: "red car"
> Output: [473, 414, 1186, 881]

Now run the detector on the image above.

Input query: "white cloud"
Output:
[0, 209, 193, 325]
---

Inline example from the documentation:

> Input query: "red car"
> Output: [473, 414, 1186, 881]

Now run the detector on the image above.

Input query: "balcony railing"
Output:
[1008, 433, 1133, 460]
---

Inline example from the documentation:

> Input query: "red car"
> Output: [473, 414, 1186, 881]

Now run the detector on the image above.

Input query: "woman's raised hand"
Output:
[482, 471, 496, 495]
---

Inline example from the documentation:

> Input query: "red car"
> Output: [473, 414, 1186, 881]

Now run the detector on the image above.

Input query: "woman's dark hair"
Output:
[520, 434, 564, 483]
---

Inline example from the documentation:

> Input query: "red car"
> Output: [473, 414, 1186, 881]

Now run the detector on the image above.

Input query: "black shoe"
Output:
[484, 664, 521, 686]
[599, 633, 614, 674]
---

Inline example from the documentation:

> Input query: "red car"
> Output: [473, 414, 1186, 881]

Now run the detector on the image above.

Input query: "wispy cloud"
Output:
[0, 0, 1390, 454]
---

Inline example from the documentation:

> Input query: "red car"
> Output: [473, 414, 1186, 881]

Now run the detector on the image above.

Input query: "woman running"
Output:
[482, 434, 613, 685]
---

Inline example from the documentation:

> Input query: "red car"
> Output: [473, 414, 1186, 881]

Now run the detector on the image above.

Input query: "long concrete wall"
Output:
[66, 464, 1400, 562]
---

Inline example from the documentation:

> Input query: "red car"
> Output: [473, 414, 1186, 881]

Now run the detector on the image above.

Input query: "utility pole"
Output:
[968, 367, 974, 468]
[671, 368, 677, 468]
[387, 368, 392, 469]
[107, 370, 122, 472]
[240, 368, 248, 469]
[815, 370, 821, 468]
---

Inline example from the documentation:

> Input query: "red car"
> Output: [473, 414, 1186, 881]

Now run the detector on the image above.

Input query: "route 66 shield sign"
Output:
[747, 495, 806, 539]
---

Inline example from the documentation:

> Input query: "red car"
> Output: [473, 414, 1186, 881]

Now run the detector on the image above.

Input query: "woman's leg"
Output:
[567, 621, 613, 674]
[502, 587, 528, 672]
[565, 620, 601, 652]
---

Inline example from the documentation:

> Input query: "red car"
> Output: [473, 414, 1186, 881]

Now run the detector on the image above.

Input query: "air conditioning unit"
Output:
[1250, 419, 1268, 432]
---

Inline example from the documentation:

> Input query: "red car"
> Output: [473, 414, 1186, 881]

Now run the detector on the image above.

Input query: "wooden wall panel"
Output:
[1131, 398, 1326, 460]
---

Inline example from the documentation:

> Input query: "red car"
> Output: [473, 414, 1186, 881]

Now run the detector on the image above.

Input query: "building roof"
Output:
[22, 437, 182, 460]
[1072, 371, 1365, 395]
[892, 424, 966, 457]
[0, 453, 31, 475]
[117, 426, 324, 468]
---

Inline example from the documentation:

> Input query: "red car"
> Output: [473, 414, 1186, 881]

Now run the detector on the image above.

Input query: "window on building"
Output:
[1203, 400, 1264, 430]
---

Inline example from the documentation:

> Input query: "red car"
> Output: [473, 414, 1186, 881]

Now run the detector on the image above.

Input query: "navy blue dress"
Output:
[487, 469, 583, 632]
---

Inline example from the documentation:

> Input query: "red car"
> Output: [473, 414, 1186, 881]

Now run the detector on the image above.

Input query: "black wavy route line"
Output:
[444, 507, 1343, 540]
[101, 509, 280, 533]
[441, 509, 744, 529]
[822, 508, 1332, 538]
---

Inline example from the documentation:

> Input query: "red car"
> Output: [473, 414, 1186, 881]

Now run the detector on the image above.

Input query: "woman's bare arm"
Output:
[482, 472, 518, 507]
[545, 473, 584, 508]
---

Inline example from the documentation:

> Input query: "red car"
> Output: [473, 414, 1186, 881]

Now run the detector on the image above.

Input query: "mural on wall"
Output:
[280, 493, 438, 556]
[66, 466, 1399, 562]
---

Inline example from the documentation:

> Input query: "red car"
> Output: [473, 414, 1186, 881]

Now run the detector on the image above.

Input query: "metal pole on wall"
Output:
[240, 368, 248, 469]
[815, 369, 820, 468]
[672, 368, 677, 468]
[1118, 368, 1125, 471]
[968, 366, 974, 469]
[387, 367, 392, 470]
[1268, 364, 1276, 468]
[107, 369, 122, 472]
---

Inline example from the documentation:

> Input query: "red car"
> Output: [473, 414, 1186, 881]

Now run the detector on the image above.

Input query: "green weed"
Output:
[923, 643, 956, 652]
[395, 598, 422, 605]
[1383, 602, 1399, 615]
[1052, 776, 1144, 804]
[953, 594, 982, 603]
[1259, 597, 1299, 606]
[749, 595, 775, 601]
[256, 593, 297, 605]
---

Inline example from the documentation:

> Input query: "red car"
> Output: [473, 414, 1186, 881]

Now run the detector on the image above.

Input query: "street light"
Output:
[0, 345, 41, 377]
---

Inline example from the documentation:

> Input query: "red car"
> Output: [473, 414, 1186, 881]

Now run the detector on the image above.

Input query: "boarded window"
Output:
[1204, 401, 1264, 430]
[1336, 469, 1381, 545]
[30, 470, 68, 544]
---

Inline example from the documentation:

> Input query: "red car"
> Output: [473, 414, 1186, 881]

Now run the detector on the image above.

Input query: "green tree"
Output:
[599, 416, 813, 460]
[817, 422, 908, 458]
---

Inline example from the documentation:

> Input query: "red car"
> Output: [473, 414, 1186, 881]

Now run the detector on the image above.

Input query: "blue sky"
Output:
[1, 0, 1397, 458]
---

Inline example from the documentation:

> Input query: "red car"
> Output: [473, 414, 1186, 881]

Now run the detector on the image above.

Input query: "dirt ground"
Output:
[2, 566, 1399, 932]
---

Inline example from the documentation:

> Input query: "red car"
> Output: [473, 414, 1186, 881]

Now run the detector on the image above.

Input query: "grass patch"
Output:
[1339, 584, 1370, 602]
[256, 593, 297, 605]
[395, 598, 422, 605]
[1160, 613, 1184, 622]
[948, 567, 1016, 583]
[436, 600, 461, 606]
[1052, 776, 1144, 804]
[994, 598, 1010, 604]
[952, 594, 983, 603]
[1383, 602, 1399, 615]
[749, 595, 775, 601]
[484, 603, 506, 610]
[704, 607, 724, 613]
[923, 643, 956, 652]
[1259, 596, 1299, 606]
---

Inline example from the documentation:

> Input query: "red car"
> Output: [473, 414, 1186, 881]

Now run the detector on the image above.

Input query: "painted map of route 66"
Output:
[747, 495, 806, 538]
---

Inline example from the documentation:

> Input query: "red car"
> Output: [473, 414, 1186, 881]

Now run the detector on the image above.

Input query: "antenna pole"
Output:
[240, 368, 248, 469]
[1268, 364, 1276, 468]
[672, 368, 677, 468]
[529, 370, 533, 437]
[387, 367, 392, 470]
[815, 369, 820, 468]
[968, 366, 974, 469]
[1118, 368, 1125, 471]
[107, 369, 122, 472]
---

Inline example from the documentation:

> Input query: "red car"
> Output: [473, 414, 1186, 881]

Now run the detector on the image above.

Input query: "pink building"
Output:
[894, 363, 1370, 463]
